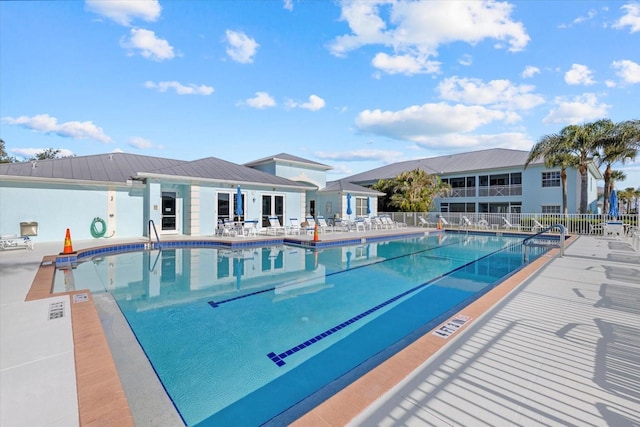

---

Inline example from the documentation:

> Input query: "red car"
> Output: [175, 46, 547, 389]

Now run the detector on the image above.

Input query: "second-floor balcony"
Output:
[446, 185, 522, 198]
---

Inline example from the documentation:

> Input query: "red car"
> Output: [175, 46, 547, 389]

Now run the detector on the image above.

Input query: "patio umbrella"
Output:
[609, 189, 618, 218]
[235, 186, 243, 218]
[366, 196, 371, 215]
[346, 193, 352, 217]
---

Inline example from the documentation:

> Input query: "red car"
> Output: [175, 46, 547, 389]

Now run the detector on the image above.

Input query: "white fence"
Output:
[381, 211, 639, 236]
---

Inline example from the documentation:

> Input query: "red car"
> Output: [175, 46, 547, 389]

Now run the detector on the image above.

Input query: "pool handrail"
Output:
[522, 223, 566, 261]
[148, 219, 160, 246]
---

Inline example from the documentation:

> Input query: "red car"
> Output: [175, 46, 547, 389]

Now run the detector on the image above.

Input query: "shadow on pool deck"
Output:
[1, 232, 639, 426]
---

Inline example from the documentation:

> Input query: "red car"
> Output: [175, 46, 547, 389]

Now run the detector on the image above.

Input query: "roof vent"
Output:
[31, 160, 37, 169]
[109, 154, 113, 160]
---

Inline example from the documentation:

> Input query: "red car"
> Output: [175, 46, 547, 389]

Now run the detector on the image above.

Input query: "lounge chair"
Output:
[241, 220, 258, 237]
[288, 218, 313, 235]
[0, 235, 34, 250]
[354, 217, 366, 232]
[305, 216, 318, 233]
[418, 216, 435, 228]
[222, 218, 238, 236]
[532, 219, 545, 233]
[261, 216, 285, 235]
[502, 217, 521, 231]
[588, 222, 604, 235]
[316, 216, 333, 233]
[439, 216, 452, 228]
[477, 219, 489, 230]
[461, 216, 474, 229]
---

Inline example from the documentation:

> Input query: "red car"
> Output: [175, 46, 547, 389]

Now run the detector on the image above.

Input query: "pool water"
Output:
[56, 234, 546, 426]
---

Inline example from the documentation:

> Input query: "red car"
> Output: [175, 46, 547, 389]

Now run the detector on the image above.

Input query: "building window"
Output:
[541, 171, 560, 188]
[356, 197, 367, 216]
[541, 205, 561, 214]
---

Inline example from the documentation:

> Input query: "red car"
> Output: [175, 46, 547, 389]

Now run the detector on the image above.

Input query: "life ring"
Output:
[90, 217, 107, 238]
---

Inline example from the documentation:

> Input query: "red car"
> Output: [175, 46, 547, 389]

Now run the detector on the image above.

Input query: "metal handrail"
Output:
[523, 223, 566, 261]
[148, 219, 160, 245]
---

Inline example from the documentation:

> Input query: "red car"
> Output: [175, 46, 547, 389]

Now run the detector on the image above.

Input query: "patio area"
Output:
[1, 230, 638, 426]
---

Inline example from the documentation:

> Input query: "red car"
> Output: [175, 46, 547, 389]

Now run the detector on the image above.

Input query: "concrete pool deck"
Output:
[1, 231, 638, 426]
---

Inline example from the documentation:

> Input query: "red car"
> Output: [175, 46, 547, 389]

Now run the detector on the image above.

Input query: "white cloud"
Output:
[411, 132, 534, 152]
[85, 0, 161, 26]
[121, 28, 175, 61]
[355, 103, 507, 142]
[283, 0, 293, 11]
[458, 54, 473, 67]
[225, 30, 259, 64]
[437, 76, 545, 111]
[612, 59, 640, 84]
[144, 81, 214, 95]
[371, 53, 441, 75]
[613, 3, 640, 33]
[564, 64, 595, 85]
[2, 114, 111, 143]
[522, 65, 540, 78]
[286, 94, 326, 111]
[244, 92, 276, 109]
[543, 93, 610, 124]
[128, 137, 154, 149]
[328, 1, 529, 76]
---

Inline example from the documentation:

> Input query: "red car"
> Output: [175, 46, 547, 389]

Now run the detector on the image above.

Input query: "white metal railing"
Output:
[380, 211, 639, 236]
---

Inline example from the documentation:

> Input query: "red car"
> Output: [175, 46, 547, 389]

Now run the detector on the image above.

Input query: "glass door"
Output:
[161, 192, 177, 231]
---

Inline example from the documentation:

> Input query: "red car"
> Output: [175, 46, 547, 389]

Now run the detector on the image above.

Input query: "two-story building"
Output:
[341, 148, 603, 215]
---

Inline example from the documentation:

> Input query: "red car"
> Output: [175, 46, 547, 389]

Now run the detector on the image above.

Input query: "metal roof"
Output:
[244, 153, 332, 170]
[0, 152, 312, 188]
[319, 180, 385, 195]
[142, 157, 312, 188]
[0, 153, 185, 183]
[344, 148, 543, 184]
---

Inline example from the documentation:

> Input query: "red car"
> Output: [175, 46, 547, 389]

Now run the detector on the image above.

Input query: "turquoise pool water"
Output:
[55, 233, 546, 426]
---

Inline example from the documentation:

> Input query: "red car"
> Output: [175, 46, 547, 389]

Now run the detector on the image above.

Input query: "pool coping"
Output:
[24, 231, 572, 426]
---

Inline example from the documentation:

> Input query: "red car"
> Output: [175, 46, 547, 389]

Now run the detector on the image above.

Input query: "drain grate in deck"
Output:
[48, 301, 65, 320]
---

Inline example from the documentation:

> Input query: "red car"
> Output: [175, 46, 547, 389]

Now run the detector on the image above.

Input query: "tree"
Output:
[525, 133, 577, 216]
[564, 119, 614, 214]
[0, 139, 17, 163]
[597, 119, 640, 214]
[29, 148, 62, 161]
[372, 169, 450, 212]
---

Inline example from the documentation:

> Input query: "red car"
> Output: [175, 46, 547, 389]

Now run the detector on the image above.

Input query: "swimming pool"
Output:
[55, 233, 547, 426]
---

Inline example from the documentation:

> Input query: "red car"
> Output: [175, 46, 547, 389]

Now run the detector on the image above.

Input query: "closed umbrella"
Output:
[235, 186, 243, 219]
[346, 193, 352, 218]
[609, 189, 618, 218]
[366, 196, 371, 215]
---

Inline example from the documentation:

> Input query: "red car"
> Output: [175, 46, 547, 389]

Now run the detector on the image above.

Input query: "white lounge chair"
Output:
[0, 235, 34, 250]
[477, 219, 489, 230]
[241, 220, 258, 237]
[316, 216, 333, 233]
[461, 216, 474, 229]
[263, 216, 285, 235]
[222, 219, 238, 236]
[418, 216, 435, 228]
[532, 219, 545, 233]
[502, 217, 521, 231]
[439, 217, 452, 228]
[305, 216, 318, 233]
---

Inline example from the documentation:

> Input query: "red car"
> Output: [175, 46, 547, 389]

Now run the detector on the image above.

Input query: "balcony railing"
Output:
[444, 185, 522, 198]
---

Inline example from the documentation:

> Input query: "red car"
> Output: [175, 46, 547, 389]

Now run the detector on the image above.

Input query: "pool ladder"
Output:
[146, 220, 162, 272]
[145, 220, 161, 250]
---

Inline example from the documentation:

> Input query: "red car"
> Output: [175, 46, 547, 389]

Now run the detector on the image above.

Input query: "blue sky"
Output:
[1, 0, 639, 187]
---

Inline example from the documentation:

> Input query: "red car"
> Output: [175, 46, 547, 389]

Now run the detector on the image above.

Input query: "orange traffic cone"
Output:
[61, 228, 75, 254]
[313, 224, 319, 242]
[437, 219, 442, 230]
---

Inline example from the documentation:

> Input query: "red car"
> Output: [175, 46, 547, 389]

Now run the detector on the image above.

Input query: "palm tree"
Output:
[372, 169, 451, 212]
[597, 119, 640, 214]
[525, 133, 577, 216]
[563, 119, 615, 213]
